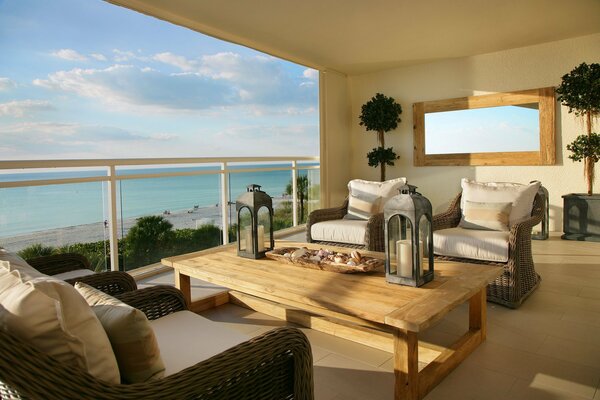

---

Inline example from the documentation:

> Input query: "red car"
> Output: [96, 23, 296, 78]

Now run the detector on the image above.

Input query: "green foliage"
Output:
[273, 201, 294, 230]
[57, 241, 111, 272]
[123, 216, 175, 267]
[17, 243, 55, 260]
[359, 93, 403, 133]
[567, 133, 600, 163]
[367, 146, 399, 168]
[285, 175, 309, 222]
[556, 62, 600, 118]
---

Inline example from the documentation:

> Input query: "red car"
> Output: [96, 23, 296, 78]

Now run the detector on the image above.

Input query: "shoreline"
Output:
[0, 197, 290, 252]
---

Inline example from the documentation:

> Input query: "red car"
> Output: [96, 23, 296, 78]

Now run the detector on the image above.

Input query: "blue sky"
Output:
[0, 0, 319, 160]
[425, 105, 539, 154]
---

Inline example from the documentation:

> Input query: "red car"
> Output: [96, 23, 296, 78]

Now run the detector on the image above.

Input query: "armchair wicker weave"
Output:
[0, 285, 315, 400]
[26, 253, 137, 295]
[433, 192, 543, 308]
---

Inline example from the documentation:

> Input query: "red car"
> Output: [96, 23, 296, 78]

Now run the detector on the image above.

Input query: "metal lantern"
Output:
[236, 184, 274, 259]
[531, 182, 549, 240]
[383, 184, 434, 287]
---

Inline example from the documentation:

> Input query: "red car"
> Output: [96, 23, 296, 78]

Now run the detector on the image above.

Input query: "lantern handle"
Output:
[247, 184, 263, 192]
[399, 184, 421, 195]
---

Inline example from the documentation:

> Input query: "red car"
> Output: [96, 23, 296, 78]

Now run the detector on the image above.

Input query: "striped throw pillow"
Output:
[347, 193, 381, 220]
[459, 201, 512, 231]
[75, 282, 165, 383]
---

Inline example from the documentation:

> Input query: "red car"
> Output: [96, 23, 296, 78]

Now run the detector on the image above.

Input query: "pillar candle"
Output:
[396, 240, 412, 278]
[257, 225, 265, 252]
[244, 226, 253, 251]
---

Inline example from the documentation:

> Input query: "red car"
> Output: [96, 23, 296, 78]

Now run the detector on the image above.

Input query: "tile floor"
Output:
[140, 234, 600, 400]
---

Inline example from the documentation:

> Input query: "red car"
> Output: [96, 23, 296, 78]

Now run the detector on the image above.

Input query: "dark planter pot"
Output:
[562, 193, 600, 242]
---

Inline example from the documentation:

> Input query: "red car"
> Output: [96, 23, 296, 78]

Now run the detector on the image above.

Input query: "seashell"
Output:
[309, 255, 322, 263]
[292, 248, 308, 258]
[334, 256, 344, 263]
[283, 252, 292, 258]
[317, 249, 327, 257]
[347, 260, 357, 266]
[350, 250, 362, 261]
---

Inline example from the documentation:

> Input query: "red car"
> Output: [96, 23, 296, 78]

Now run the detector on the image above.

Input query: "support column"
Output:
[393, 328, 419, 400]
[107, 166, 120, 271]
[221, 162, 229, 244]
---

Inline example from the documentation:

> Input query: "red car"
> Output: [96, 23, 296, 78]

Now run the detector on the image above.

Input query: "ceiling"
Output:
[109, 0, 600, 75]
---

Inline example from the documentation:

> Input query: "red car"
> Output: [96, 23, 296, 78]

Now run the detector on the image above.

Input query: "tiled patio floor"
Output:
[140, 233, 600, 400]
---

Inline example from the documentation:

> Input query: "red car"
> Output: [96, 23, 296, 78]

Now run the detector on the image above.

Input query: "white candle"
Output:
[419, 240, 424, 277]
[257, 225, 265, 252]
[396, 240, 413, 278]
[244, 226, 253, 251]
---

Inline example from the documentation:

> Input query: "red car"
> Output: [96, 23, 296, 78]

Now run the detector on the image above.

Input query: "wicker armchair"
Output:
[306, 198, 385, 252]
[433, 193, 543, 308]
[0, 285, 315, 400]
[26, 253, 137, 295]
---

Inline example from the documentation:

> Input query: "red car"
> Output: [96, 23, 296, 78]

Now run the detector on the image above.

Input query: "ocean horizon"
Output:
[0, 164, 317, 238]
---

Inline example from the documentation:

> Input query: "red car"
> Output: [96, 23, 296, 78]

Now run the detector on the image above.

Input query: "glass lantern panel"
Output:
[388, 214, 414, 279]
[257, 206, 271, 252]
[238, 207, 253, 252]
[418, 214, 432, 276]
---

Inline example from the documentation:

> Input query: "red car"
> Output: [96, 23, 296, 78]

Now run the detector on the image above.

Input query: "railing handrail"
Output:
[0, 156, 319, 170]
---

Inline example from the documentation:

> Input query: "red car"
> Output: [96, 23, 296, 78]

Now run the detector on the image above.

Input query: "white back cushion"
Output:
[0, 259, 120, 383]
[348, 177, 407, 213]
[460, 179, 540, 227]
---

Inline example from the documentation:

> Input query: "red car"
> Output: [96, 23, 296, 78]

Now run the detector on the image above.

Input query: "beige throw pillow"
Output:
[75, 282, 166, 383]
[348, 177, 407, 213]
[0, 260, 120, 384]
[460, 179, 540, 227]
[347, 193, 381, 220]
[460, 201, 512, 231]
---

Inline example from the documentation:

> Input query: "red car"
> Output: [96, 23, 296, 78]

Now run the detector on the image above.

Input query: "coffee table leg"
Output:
[469, 288, 487, 340]
[393, 328, 419, 400]
[175, 270, 192, 307]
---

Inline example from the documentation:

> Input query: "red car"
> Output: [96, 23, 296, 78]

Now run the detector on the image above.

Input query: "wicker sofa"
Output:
[26, 252, 137, 295]
[433, 191, 543, 308]
[0, 285, 315, 400]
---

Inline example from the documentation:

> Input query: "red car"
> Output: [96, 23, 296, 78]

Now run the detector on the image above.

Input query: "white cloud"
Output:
[303, 69, 318, 80]
[90, 53, 107, 61]
[0, 100, 54, 117]
[153, 52, 196, 72]
[0, 77, 17, 91]
[51, 49, 88, 61]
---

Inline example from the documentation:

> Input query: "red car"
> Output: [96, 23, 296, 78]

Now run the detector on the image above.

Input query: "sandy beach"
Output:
[1, 197, 289, 252]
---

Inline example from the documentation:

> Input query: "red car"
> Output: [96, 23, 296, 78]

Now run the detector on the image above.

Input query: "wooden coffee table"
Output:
[162, 241, 502, 400]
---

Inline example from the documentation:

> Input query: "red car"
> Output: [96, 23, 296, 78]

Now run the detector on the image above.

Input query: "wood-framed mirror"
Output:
[413, 87, 556, 166]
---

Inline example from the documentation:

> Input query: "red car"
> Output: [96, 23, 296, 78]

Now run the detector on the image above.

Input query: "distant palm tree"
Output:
[285, 175, 309, 222]
[124, 215, 174, 267]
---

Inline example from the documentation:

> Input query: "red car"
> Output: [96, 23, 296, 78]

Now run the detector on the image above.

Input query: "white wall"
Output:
[347, 33, 600, 230]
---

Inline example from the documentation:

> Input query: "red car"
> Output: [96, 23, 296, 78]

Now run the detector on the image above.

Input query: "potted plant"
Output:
[359, 93, 402, 181]
[556, 62, 600, 241]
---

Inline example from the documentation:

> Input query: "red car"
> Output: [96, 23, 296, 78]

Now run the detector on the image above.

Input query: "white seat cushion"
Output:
[53, 269, 96, 281]
[433, 227, 509, 262]
[311, 219, 368, 245]
[149, 310, 249, 376]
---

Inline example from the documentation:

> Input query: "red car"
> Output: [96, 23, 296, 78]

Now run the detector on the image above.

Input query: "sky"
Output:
[0, 0, 319, 160]
[425, 105, 539, 154]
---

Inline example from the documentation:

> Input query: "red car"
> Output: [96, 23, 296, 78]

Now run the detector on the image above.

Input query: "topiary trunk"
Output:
[378, 130, 385, 181]
[586, 112, 594, 195]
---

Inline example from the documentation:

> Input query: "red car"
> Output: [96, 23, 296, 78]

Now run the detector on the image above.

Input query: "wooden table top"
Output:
[163, 241, 503, 332]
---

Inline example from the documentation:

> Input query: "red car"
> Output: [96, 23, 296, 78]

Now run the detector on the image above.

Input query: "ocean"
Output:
[0, 165, 316, 238]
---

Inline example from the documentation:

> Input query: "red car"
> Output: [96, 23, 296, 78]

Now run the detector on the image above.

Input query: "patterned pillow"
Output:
[459, 201, 513, 231]
[347, 192, 382, 220]
[75, 282, 165, 383]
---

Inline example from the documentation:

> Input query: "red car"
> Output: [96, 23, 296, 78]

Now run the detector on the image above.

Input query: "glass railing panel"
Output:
[116, 170, 222, 271]
[0, 181, 110, 272]
[302, 167, 321, 224]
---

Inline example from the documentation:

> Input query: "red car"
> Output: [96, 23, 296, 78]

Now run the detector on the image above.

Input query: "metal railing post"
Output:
[107, 166, 120, 271]
[221, 162, 229, 244]
[292, 160, 298, 226]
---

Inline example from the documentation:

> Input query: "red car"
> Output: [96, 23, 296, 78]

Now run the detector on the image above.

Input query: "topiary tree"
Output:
[359, 93, 402, 181]
[556, 62, 600, 195]
[124, 215, 174, 268]
[285, 175, 309, 222]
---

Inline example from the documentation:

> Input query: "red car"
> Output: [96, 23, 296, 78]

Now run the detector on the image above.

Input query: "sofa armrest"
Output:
[364, 213, 385, 252]
[26, 253, 92, 275]
[306, 199, 349, 242]
[116, 286, 188, 320]
[0, 326, 314, 400]
[432, 193, 462, 231]
[66, 271, 138, 296]
[508, 193, 544, 254]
